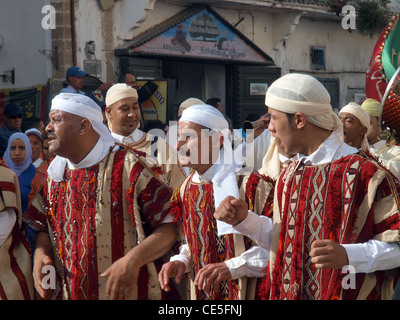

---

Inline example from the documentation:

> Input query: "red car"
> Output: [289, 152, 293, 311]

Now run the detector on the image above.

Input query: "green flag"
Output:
[382, 13, 400, 81]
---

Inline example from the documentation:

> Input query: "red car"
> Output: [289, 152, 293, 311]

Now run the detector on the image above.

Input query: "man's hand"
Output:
[309, 239, 349, 269]
[253, 113, 271, 139]
[101, 223, 178, 299]
[194, 263, 231, 294]
[101, 254, 140, 300]
[33, 232, 55, 300]
[97, 82, 113, 92]
[214, 196, 248, 226]
[158, 260, 186, 292]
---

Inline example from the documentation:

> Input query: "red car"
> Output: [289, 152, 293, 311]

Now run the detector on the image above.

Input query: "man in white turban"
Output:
[165, 97, 206, 176]
[105, 83, 186, 190]
[25, 93, 180, 300]
[158, 104, 274, 300]
[361, 98, 400, 181]
[215, 73, 400, 300]
[339, 102, 370, 150]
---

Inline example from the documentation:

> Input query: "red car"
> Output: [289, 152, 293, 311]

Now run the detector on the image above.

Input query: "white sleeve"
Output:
[233, 210, 274, 250]
[169, 243, 192, 273]
[0, 208, 17, 247]
[160, 214, 174, 224]
[342, 240, 400, 273]
[224, 246, 269, 279]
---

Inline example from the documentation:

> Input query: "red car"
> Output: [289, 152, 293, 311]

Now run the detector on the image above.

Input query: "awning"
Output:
[115, 5, 274, 65]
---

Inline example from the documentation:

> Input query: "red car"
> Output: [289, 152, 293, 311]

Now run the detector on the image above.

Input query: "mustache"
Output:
[47, 132, 57, 139]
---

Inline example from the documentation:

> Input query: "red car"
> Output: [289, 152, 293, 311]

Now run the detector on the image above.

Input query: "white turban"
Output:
[180, 104, 242, 236]
[48, 93, 118, 181]
[180, 104, 229, 131]
[105, 83, 138, 107]
[339, 102, 370, 150]
[265, 73, 343, 138]
[179, 98, 205, 110]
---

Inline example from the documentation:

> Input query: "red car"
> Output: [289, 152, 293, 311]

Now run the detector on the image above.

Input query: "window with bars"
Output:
[310, 46, 325, 70]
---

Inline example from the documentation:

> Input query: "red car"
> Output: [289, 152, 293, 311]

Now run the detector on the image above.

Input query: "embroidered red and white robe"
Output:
[25, 146, 179, 300]
[0, 165, 34, 300]
[170, 170, 274, 300]
[260, 154, 400, 300]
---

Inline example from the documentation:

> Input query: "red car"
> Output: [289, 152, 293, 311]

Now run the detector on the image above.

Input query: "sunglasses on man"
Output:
[8, 114, 22, 119]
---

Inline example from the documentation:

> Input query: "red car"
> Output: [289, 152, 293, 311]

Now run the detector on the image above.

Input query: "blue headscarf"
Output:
[4, 132, 33, 177]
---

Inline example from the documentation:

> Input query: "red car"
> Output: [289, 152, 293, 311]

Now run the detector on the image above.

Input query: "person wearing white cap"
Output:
[105, 83, 187, 190]
[158, 104, 274, 300]
[165, 97, 206, 176]
[215, 73, 400, 300]
[24, 93, 179, 300]
[338, 102, 370, 150]
[361, 98, 400, 181]
[25, 128, 44, 168]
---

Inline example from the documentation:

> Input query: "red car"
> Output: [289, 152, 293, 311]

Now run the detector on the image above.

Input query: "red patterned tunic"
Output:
[170, 170, 274, 300]
[261, 154, 400, 300]
[25, 147, 176, 300]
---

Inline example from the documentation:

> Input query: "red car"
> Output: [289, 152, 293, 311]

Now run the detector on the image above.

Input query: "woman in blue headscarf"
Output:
[4, 132, 36, 214]
[3, 132, 37, 250]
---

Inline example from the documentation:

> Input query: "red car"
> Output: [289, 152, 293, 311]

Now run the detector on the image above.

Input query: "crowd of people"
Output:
[1, 65, 400, 300]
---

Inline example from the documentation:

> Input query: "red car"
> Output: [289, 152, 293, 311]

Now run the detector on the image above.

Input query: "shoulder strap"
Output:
[115, 142, 172, 192]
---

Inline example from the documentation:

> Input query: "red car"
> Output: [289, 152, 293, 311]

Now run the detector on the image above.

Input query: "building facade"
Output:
[3, 0, 394, 128]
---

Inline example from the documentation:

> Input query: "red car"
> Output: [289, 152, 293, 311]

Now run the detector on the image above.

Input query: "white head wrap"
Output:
[339, 102, 370, 150]
[179, 98, 205, 110]
[265, 73, 343, 139]
[48, 93, 118, 181]
[105, 83, 138, 107]
[180, 104, 242, 236]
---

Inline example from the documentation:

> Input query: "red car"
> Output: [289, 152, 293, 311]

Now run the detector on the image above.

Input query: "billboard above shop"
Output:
[115, 6, 274, 65]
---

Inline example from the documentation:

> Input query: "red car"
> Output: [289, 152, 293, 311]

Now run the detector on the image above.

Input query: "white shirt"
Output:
[111, 129, 143, 144]
[370, 140, 386, 151]
[59, 85, 85, 95]
[370, 140, 400, 181]
[234, 132, 400, 273]
[33, 157, 43, 169]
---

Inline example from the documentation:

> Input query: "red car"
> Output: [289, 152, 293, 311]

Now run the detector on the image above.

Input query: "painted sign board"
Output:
[131, 9, 267, 63]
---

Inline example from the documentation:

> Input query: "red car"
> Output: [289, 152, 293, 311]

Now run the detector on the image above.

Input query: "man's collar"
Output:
[111, 128, 143, 144]
[193, 162, 219, 183]
[296, 131, 357, 167]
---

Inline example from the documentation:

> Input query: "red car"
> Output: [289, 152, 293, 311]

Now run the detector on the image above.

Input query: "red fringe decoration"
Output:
[244, 172, 260, 212]
[126, 161, 145, 227]
[150, 165, 165, 177]
[110, 150, 125, 263]
[169, 186, 182, 225]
